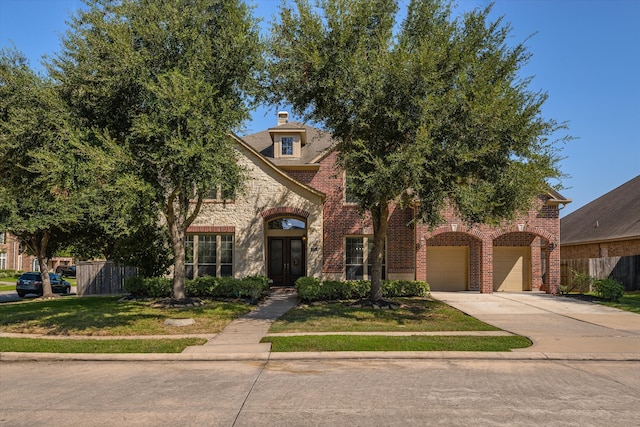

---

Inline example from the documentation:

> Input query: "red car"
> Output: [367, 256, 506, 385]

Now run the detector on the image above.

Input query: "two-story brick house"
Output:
[187, 112, 570, 293]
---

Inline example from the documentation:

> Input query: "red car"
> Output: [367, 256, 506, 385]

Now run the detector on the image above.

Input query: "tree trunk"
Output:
[28, 232, 54, 297]
[168, 214, 187, 301]
[369, 201, 389, 302]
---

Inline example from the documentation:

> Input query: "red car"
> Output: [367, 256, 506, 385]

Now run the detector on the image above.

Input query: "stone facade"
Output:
[189, 139, 323, 280]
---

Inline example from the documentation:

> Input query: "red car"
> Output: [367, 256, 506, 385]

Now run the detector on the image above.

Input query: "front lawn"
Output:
[0, 296, 252, 335]
[599, 291, 640, 314]
[269, 297, 500, 333]
[263, 335, 531, 352]
[0, 336, 206, 353]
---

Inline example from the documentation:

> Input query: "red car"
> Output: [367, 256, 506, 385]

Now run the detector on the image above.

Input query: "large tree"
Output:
[0, 49, 88, 296]
[268, 0, 566, 301]
[50, 0, 264, 300]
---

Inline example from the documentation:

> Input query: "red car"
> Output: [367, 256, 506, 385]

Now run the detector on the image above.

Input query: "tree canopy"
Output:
[0, 48, 88, 295]
[268, 0, 567, 300]
[50, 0, 264, 299]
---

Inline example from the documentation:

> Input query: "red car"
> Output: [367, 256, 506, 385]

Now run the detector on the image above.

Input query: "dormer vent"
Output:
[277, 111, 289, 125]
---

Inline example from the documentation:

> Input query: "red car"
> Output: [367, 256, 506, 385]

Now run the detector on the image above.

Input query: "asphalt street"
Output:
[1, 359, 639, 426]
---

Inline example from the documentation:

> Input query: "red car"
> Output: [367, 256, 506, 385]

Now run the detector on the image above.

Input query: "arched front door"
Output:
[266, 217, 306, 286]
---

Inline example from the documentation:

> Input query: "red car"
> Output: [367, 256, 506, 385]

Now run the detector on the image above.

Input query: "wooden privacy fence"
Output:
[561, 255, 640, 291]
[76, 261, 138, 296]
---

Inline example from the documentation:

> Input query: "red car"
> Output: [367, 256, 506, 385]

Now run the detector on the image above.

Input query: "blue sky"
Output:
[1, 0, 638, 216]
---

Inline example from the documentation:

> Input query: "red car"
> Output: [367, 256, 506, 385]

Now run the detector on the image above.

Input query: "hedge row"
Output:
[295, 277, 430, 302]
[124, 275, 269, 300]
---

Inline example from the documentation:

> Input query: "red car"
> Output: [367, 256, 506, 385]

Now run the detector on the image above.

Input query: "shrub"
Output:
[571, 270, 593, 294]
[295, 277, 430, 302]
[594, 278, 625, 302]
[0, 269, 19, 279]
[295, 276, 322, 301]
[124, 276, 171, 298]
[383, 280, 430, 297]
[127, 275, 269, 300]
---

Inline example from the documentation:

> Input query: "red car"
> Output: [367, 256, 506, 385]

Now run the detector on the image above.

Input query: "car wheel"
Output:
[17, 292, 26, 298]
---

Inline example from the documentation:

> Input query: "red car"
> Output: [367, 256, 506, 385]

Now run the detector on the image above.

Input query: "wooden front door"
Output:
[268, 237, 305, 286]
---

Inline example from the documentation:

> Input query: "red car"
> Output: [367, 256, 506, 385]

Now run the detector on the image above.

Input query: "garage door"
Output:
[426, 246, 468, 291]
[493, 247, 531, 292]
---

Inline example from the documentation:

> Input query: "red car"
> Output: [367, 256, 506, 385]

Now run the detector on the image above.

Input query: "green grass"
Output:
[0, 336, 206, 353]
[0, 284, 15, 292]
[269, 297, 500, 333]
[0, 296, 252, 335]
[599, 291, 640, 314]
[262, 335, 532, 352]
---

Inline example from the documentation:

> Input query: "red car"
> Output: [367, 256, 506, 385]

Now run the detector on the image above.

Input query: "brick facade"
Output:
[0, 232, 73, 272]
[561, 238, 640, 259]
[280, 151, 563, 293]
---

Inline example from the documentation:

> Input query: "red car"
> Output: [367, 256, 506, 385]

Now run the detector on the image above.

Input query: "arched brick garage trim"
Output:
[490, 225, 555, 244]
[417, 230, 484, 291]
[419, 224, 486, 243]
[261, 207, 310, 222]
[491, 227, 557, 293]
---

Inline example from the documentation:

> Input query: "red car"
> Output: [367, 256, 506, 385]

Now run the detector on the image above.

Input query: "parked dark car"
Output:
[55, 265, 76, 278]
[16, 272, 71, 297]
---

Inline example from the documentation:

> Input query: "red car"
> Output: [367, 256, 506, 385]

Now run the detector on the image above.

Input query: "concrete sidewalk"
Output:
[182, 287, 298, 355]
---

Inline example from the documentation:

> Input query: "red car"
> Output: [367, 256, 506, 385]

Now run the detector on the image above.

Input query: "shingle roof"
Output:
[241, 122, 335, 166]
[561, 175, 640, 245]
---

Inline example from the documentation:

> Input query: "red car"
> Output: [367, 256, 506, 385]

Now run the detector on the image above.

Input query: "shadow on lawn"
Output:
[0, 296, 250, 335]
[273, 297, 499, 332]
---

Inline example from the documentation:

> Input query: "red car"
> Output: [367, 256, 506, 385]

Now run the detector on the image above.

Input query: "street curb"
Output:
[2, 350, 640, 363]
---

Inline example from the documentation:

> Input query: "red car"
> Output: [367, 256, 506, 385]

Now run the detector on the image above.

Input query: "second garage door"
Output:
[493, 247, 531, 292]
[426, 246, 468, 291]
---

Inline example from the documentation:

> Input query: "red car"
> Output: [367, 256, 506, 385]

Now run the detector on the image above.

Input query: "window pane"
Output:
[346, 237, 364, 280]
[220, 235, 233, 264]
[220, 265, 233, 277]
[268, 218, 305, 230]
[345, 175, 358, 203]
[198, 265, 216, 277]
[186, 265, 194, 280]
[346, 238, 364, 265]
[198, 235, 216, 264]
[346, 265, 363, 280]
[185, 235, 194, 263]
[281, 137, 293, 155]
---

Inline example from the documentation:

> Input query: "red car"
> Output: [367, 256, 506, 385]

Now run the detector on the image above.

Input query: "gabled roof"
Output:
[241, 122, 335, 167]
[561, 175, 640, 245]
[228, 132, 326, 201]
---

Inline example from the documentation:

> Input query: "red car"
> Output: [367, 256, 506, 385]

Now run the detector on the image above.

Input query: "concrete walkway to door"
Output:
[431, 291, 640, 355]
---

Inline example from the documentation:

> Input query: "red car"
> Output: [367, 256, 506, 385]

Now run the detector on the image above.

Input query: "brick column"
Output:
[480, 239, 493, 293]
[547, 242, 560, 294]
[531, 237, 543, 291]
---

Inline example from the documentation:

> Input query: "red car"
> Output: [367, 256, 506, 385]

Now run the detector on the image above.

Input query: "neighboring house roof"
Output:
[561, 175, 640, 245]
[241, 121, 335, 167]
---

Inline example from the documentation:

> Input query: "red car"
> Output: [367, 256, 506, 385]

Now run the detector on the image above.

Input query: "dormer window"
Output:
[281, 137, 294, 156]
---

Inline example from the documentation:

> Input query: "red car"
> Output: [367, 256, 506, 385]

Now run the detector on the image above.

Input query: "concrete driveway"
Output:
[431, 291, 640, 354]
